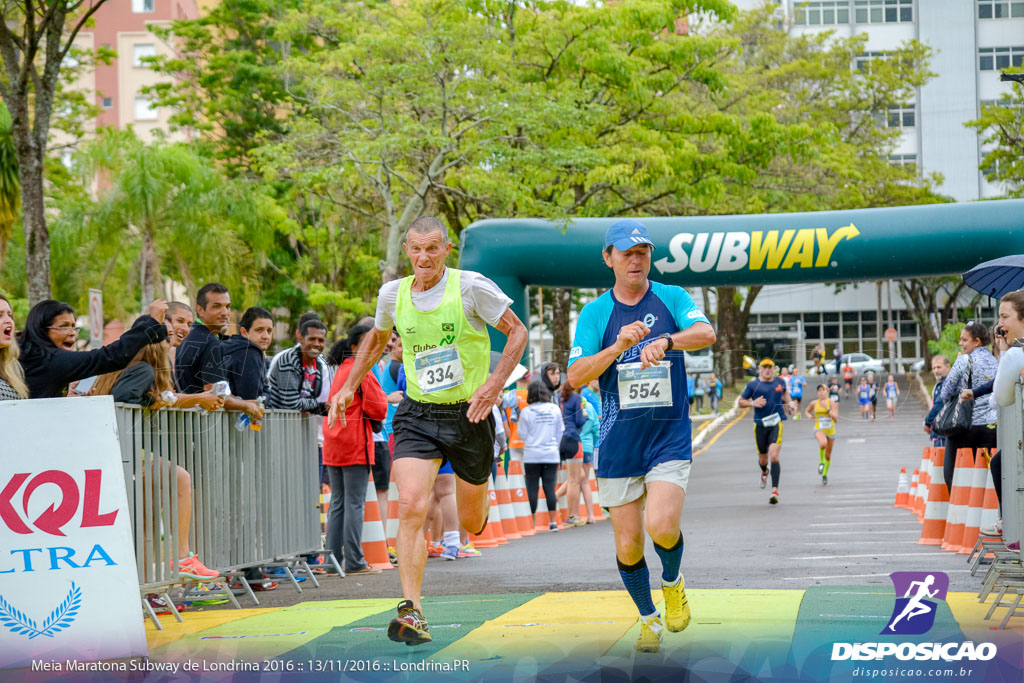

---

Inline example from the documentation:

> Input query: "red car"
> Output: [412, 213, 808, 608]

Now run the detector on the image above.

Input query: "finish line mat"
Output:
[127, 588, 1024, 682]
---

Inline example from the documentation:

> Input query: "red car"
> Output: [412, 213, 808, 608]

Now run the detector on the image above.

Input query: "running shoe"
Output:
[388, 600, 432, 646]
[1008, 541, 1020, 551]
[458, 543, 482, 558]
[440, 545, 459, 561]
[548, 522, 558, 532]
[427, 543, 445, 558]
[662, 575, 691, 632]
[759, 472, 767, 489]
[634, 615, 664, 653]
[817, 463, 824, 475]
[265, 567, 306, 582]
[566, 515, 585, 527]
[769, 488, 779, 505]
[822, 475, 828, 485]
[146, 593, 186, 614]
[184, 586, 230, 606]
[178, 553, 219, 580]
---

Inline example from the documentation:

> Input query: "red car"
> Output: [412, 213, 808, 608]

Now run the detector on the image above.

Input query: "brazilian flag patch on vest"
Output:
[441, 322, 455, 332]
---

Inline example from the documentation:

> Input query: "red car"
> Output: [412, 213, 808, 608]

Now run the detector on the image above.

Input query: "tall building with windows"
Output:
[78, 0, 200, 139]
[731, 0, 1022, 202]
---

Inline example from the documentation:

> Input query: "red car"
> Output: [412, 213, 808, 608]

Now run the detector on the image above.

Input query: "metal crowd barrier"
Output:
[996, 384, 1024, 547]
[113, 405, 321, 590]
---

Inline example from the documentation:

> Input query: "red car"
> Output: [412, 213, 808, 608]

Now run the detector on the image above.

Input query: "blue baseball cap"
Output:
[604, 219, 655, 252]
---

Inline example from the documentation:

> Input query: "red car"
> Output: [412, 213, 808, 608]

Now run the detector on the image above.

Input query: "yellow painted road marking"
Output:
[694, 407, 749, 457]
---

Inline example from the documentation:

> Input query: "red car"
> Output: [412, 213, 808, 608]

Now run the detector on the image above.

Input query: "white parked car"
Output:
[807, 352, 885, 377]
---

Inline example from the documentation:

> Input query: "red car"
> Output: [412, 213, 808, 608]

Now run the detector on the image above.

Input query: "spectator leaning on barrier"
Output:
[0, 294, 28, 400]
[90, 338, 220, 583]
[223, 307, 274, 402]
[940, 321, 999, 494]
[923, 355, 950, 448]
[323, 324, 389, 575]
[175, 283, 264, 420]
[166, 301, 193, 365]
[267, 316, 329, 415]
[19, 298, 168, 398]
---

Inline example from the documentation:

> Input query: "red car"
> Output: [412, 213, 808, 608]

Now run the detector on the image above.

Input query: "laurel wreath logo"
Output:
[0, 582, 81, 640]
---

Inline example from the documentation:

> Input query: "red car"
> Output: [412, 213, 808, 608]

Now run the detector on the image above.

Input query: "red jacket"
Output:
[322, 358, 389, 468]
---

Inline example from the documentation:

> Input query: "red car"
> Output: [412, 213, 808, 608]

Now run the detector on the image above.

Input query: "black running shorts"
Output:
[391, 398, 496, 486]
[754, 422, 783, 455]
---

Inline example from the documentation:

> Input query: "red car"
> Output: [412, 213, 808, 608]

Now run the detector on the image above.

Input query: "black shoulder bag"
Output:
[933, 355, 974, 438]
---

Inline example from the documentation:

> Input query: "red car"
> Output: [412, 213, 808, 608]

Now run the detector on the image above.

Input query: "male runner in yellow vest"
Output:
[327, 216, 528, 645]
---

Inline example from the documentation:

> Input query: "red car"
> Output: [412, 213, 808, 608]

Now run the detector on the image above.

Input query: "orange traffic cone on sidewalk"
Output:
[914, 448, 931, 520]
[385, 481, 399, 548]
[469, 476, 508, 548]
[941, 449, 973, 551]
[894, 467, 910, 509]
[361, 476, 395, 571]
[589, 469, 605, 521]
[506, 459, 535, 537]
[917, 447, 948, 546]
[978, 463, 1001, 540]
[907, 468, 918, 511]
[494, 463, 522, 541]
[959, 449, 990, 555]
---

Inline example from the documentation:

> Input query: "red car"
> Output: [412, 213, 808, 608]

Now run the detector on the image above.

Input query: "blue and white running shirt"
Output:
[568, 282, 711, 478]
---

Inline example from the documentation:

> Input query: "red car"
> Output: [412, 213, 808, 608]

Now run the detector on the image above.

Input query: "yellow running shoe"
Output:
[634, 615, 664, 653]
[662, 575, 691, 632]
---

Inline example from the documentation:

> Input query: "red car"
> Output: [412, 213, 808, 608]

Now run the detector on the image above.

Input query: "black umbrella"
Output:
[962, 255, 1024, 300]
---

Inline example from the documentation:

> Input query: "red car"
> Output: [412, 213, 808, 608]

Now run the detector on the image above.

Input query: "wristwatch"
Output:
[656, 332, 674, 351]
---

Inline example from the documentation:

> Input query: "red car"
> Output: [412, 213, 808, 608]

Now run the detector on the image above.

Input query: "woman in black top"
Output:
[18, 298, 169, 398]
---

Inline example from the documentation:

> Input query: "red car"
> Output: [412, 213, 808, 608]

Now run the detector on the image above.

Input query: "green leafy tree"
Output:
[0, 0, 112, 304]
[62, 129, 292, 312]
[928, 321, 965, 366]
[0, 102, 19, 264]
[965, 77, 1024, 197]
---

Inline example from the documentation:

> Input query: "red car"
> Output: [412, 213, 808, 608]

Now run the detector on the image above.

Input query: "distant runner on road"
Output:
[804, 384, 838, 485]
[567, 219, 715, 654]
[739, 359, 795, 505]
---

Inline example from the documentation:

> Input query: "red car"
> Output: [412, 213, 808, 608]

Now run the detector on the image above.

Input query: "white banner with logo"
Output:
[0, 397, 147, 669]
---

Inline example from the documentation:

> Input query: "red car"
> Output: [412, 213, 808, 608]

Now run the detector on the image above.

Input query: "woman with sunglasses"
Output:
[939, 320, 998, 495]
[18, 298, 169, 398]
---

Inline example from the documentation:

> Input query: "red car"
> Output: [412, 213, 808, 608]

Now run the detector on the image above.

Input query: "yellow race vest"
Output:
[395, 268, 491, 403]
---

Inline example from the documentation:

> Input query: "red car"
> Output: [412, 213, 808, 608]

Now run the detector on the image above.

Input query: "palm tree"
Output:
[76, 129, 280, 307]
[0, 103, 21, 265]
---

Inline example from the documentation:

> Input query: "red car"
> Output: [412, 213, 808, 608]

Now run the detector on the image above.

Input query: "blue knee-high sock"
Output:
[653, 532, 684, 583]
[617, 556, 657, 617]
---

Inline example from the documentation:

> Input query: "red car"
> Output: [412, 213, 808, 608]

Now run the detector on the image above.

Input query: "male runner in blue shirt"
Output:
[567, 219, 715, 653]
[739, 359, 795, 505]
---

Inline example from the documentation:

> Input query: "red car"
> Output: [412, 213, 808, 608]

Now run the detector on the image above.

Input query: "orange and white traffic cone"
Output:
[534, 485, 556, 532]
[914, 448, 931, 520]
[385, 481, 399, 548]
[361, 476, 395, 571]
[589, 469, 605, 521]
[894, 467, 910, 509]
[469, 476, 508, 548]
[941, 449, 973, 551]
[959, 449, 990, 555]
[556, 464, 569, 524]
[907, 468, 918, 511]
[505, 459, 535, 537]
[978, 464, 1001, 540]
[917, 447, 948, 546]
[494, 463, 522, 541]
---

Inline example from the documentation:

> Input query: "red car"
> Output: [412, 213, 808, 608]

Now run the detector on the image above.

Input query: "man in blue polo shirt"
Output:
[567, 219, 715, 654]
[739, 359, 795, 505]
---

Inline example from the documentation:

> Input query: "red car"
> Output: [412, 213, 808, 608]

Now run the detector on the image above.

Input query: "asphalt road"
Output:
[220, 375, 980, 611]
